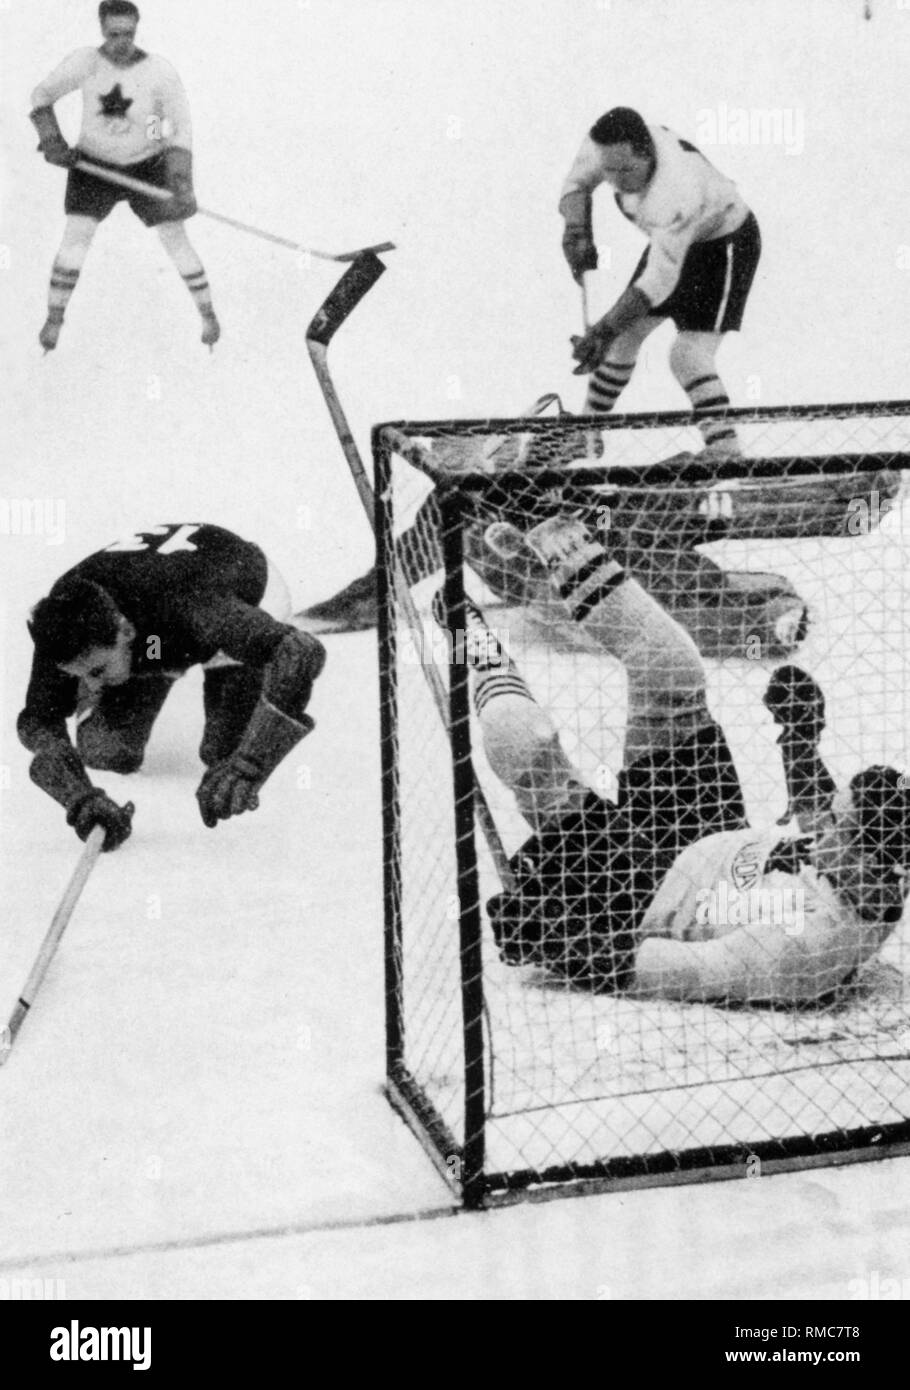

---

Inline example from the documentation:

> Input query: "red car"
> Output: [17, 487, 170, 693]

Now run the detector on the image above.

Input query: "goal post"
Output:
[375, 400, 910, 1207]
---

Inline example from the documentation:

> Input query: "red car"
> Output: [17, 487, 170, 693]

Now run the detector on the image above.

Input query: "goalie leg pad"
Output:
[704, 470, 902, 540]
[626, 545, 809, 659]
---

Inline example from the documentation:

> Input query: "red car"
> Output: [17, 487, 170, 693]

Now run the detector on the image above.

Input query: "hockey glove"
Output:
[570, 323, 616, 375]
[196, 698, 313, 827]
[571, 286, 652, 375]
[763, 665, 826, 747]
[162, 146, 197, 220]
[30, 106, 79, 168]
[30, 741, 134, 850]
[66, 790, 134, 851]
[562, 227, 598, 281]
[559, 190, 597, 282]
[764, 666, 837, 828]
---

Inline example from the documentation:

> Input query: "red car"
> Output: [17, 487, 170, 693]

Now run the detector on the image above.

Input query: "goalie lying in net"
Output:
[435, 515, 910, 1005]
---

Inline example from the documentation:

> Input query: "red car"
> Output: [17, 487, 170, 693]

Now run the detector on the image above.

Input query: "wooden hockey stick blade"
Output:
[1, 820, 112, 1065]
[306, 251, 387, 346]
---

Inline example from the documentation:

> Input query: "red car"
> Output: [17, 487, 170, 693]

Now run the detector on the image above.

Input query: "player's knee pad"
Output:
[59, 215, 98, 261]
[479, 695, 586, 832]
[482, 696, 561, 782]
[155, 221, 202, 270]
[613, 578, 707, 691]
[623, 611, 711, 764]
[668, 331, 718, 388]
[155, 220, 190, 248]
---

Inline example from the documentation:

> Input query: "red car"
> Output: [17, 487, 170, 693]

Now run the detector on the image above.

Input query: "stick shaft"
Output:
[75, 157, 172, 201]
[306, 261, 515, 891]
[579, 272, 593, 331]
[73, 160, 395, 262]
[197, 206, 395, 262]
[2, 826, 105, 1057]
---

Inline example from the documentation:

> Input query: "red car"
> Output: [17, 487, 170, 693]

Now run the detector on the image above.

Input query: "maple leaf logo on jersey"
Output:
[98, 84, 133, 119]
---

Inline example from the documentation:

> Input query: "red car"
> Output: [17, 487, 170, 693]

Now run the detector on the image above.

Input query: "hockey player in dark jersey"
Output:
[433, 515, 910, 1005]
[19, 524, 326, 850]
[561, 107, 761, 459]
[29, 1, 220, 351]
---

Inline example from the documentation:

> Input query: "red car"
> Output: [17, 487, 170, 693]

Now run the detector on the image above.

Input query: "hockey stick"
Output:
[305, 255, 515, 890]
[73, 160, 396, 263]
[579, 271, 593, 332]
[0, 822, 109, 1064]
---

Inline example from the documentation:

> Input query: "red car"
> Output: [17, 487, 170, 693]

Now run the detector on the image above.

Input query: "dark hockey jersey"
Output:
[19, 524, 286, 748]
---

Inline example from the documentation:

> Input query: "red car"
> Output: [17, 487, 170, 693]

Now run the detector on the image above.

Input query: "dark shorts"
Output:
[490, 721, 748, 988]
[632, 211, 762, 333]
[65, 152, 178, 227]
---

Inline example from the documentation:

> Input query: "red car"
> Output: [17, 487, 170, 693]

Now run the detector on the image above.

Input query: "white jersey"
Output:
[560, 123, 749, 304]
[634, 827, 899, 1004]
[32, 48, 192, 166]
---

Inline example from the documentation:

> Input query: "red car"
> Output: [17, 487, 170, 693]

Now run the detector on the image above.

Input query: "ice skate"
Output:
[430, 587, 507, 669]
[39, 308, 65, 353]
[201, 308, 221, 349]
[296, 569, 378, 634]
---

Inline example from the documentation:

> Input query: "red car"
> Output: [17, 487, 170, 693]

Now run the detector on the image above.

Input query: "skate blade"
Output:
[291, 611, 375, 636]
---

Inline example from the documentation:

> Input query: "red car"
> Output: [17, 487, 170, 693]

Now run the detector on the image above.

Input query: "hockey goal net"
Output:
[374, 400, 910, 1206]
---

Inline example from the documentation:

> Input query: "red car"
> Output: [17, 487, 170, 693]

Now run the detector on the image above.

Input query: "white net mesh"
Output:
[378, 403, 910, 1198]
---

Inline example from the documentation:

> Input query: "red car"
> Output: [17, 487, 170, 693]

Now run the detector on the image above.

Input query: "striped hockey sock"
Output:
[430, 588, 533, 714]
[473, 664, 535, 718]
[683, 373, 740, 453]
[524, 516, 626, 623]
[181, 267, 214, 313]
[48, 262, 80, 313]
[585, 360, 635, 413]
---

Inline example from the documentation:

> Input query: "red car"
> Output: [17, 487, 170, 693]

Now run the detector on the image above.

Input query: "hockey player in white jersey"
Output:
[435, 516, 909, 1006]
[30, 1, 220, 351]
[561, 107, 761, 458]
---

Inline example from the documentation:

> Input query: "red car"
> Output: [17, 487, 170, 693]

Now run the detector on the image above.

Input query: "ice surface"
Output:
[2, 0, 910, 1300]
